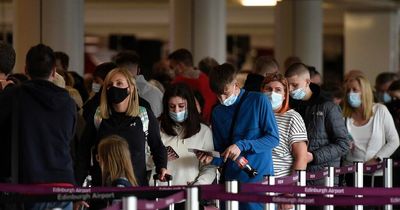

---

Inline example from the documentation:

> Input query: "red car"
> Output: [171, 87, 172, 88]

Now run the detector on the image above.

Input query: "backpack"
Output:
[93, 106, 149, 138]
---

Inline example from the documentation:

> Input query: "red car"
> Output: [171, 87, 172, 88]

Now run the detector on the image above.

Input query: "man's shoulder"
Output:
[244, 91, 268, 104]
[140, 80, 163, 98]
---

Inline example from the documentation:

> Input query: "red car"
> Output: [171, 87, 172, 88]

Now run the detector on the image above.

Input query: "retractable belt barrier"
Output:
[0, 160, 399, 208]
[103, 191, 184, 210]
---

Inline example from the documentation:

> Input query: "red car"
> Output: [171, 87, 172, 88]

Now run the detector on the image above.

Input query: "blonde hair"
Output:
[343, 74, 374, 120]
[98, 135, 138, 186]
[99, 68, 139, 119]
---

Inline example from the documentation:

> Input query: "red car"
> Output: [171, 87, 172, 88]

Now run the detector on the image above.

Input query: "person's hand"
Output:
[306, 152, 313, 163]
[221, 144, 241, 162]
[73, 201, 89, 210]
[195, 151, 213, 165]
[349, 141, 355, 153]
[159, 168, 168, 181]
[365, 158, 379, 166]
[279, 203, 294, 210]
[0, 79, 13, 91]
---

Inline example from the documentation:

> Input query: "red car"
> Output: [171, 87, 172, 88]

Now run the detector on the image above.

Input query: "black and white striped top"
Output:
[272, 109, 308, 177]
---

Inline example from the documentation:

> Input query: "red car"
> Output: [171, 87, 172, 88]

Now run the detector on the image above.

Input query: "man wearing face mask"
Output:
[285, 63, 350, 188]
[375, 72, 398, 103]
[197, 63, 279, 210]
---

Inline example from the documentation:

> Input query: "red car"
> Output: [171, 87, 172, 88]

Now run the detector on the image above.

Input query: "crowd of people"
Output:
[0, 41, 399, 210]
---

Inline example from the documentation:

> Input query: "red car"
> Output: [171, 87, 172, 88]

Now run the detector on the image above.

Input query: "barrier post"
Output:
[354, 162, 363, 210]
[216, 168, 221, 209]
[324, 167, 334, 210]
[384, 158, 393, 210]
[123, 196, 137, 210]
[186, 187, 199, 210]
[296, 170, 306, 210]
[264, 175, 275, 210]
[225, 180, 239, 210]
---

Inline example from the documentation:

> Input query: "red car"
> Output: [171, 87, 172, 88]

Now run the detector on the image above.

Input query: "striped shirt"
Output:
[272, 109, 308, 177]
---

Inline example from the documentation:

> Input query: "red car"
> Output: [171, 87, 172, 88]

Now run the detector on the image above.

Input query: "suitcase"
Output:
[153, 174, 174, 210]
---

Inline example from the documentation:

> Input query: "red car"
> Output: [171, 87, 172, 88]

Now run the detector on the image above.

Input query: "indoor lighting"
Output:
[240, 0, 277, 6]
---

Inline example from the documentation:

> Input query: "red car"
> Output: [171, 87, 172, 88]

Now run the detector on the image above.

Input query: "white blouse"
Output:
[151, 123, 216, 186]
[345, 103, 400, 175]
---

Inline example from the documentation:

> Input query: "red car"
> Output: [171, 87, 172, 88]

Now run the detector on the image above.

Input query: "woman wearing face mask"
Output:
[261, 73, 308, 177]
[77, 68, 168, 189]
[261, 73, 308, 210]
[153, 83, 216, 201]
[343, 74, 399, 187]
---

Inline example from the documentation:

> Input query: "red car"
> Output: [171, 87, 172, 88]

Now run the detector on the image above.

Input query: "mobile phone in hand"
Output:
[166, 146, 179, 161]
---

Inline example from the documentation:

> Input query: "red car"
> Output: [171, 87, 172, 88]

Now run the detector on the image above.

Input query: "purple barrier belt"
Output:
[102, 202, 121, 210]
[259, 174, 298, 186]
[306, 169, 328, 180]
[201, 193, 400, 206]
[334, 165, 356, 175]
[238, 184, 400, 196]
[0, 183, 186, 195]
[275, 174, 298, 185]
[101, 191, 185, 210]
[0, 183, 186, 203]
[137, 191, 185, 210]
[364, 163, 383, 173]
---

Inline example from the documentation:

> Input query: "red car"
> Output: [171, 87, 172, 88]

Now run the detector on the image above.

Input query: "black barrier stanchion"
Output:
[264, 175, 276, 210]
[296, 170, 306, 210]
[384, 158, 393, 210]
[123, 196, 137, 210]
[354, 162, 363, 210]
[324, 166, 334, 210]
[185, 187, 199, 210]
[225, 180, 239, 210]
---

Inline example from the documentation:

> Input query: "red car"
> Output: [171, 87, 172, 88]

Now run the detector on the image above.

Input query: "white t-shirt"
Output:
[347, 116, 373, 161]
[272, 109, 308, 177]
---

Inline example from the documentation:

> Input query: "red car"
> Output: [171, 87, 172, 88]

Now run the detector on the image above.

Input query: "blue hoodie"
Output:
[211, 89, 279, 210]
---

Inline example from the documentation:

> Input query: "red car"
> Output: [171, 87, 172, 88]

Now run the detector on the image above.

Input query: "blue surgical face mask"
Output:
[348, 91, 362, 108]
[169, 110, 187, 123]
[221, 93, 238, 106]
[382, 92, 392, 103]
[290, 88, 306, 100]
[265, 91, 284, 111]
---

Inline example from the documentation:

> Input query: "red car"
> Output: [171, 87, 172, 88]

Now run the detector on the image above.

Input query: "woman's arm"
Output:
[193, 126, 216, 185]
[146, 108, 168, 174]
[291, 142, 308, 171]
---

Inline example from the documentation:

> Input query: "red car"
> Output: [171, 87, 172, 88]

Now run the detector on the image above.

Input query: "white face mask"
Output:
[265, 91, 284, 111]
[92, 82, 101, 93]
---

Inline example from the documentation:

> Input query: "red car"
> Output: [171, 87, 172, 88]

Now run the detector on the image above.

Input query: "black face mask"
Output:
[107, 86, 129, 104]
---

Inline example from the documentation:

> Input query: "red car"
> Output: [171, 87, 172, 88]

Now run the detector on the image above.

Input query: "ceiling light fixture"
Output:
[240, 0, 277, 6]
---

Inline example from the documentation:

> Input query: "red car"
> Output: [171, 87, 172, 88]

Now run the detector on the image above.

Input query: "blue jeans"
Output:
[25, 201, 72, 210]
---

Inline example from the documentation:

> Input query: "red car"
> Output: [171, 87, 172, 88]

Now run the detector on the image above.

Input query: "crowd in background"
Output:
[0, 41, 399, 210]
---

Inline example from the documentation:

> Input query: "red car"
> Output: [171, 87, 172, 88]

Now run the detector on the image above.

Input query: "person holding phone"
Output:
[153, 83, 216, 192]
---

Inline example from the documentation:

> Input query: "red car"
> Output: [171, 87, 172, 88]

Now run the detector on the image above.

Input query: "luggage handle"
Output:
[153, 174, 173, 182]
[153, 174, 173, 187]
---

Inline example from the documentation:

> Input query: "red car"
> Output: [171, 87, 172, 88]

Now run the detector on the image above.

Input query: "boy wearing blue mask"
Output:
[285, 63, 350, 188]
[197, 63, 279, 210]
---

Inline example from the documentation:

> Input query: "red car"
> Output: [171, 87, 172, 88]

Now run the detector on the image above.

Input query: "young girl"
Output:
[97, 135, 138, 187]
